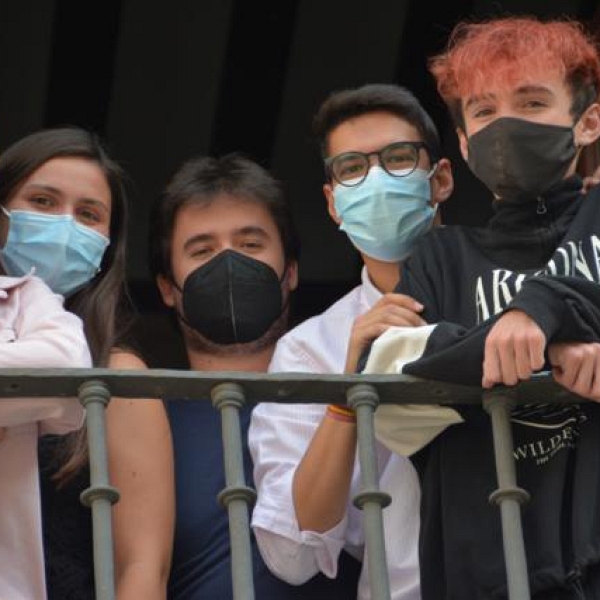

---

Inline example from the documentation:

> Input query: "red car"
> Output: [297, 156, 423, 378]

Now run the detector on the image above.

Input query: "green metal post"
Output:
[348, 383, 392, 600]
[79, 380, 120, 600]
[212, 382, 257, 600]
[484, 390, 531, 600]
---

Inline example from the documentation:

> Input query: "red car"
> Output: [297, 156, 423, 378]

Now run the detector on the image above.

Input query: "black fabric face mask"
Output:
[467, 117, 577, 201]
[180, 249, 284, 344]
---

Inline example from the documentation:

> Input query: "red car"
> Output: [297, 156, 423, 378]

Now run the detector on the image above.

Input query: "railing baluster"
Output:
[484, 389, 531, 600]
[347, 383, 392, 600]
[212, 382, 257, 600]
[78, 379, 120, 600]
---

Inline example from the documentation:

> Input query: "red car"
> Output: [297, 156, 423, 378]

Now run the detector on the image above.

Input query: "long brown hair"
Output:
[0, 126, 132, 483]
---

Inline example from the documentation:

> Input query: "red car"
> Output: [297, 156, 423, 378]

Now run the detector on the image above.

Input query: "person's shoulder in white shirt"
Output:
[269, 267, 381, 375]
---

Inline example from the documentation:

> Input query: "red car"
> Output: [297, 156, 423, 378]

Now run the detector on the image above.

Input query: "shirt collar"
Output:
[361, 265, 383, 306]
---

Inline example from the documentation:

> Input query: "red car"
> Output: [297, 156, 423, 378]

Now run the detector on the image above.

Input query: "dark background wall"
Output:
[1, 0, 598, 365]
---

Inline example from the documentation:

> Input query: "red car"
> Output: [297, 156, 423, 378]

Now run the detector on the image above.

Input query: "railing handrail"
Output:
[0, 367, 582, 406]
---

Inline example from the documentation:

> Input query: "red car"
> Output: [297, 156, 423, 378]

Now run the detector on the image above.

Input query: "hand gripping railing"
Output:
[0, 369, 584, 600]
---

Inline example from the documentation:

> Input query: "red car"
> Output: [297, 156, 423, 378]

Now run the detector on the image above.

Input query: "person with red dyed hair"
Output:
[361, 15, 600, 600]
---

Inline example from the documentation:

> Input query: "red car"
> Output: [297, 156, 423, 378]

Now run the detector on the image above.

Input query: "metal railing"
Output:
[0, 368, 583, 600]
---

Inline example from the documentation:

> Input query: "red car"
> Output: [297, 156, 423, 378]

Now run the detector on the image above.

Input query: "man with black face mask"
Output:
[148, 153, 360, 599]
[360, 16, 600, 600]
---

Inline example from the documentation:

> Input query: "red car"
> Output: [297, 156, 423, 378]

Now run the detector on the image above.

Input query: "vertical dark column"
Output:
[45, 0, 123, 133]
[209, 1, 300, 166]
[0, 1, 56, 147]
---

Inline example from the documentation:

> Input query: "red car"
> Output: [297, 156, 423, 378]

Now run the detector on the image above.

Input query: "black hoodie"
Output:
[370, 176, 600, 599]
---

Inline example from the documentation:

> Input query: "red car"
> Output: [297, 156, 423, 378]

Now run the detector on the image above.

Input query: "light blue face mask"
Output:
[0, 208, 110, 296]
[333, 165, 437, 262]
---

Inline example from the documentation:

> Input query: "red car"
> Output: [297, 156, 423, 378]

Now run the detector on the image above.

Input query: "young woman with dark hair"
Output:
[0, 126, 174, 600]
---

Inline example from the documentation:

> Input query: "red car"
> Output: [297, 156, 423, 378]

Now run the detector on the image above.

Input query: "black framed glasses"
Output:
[325, 141, 431, 187]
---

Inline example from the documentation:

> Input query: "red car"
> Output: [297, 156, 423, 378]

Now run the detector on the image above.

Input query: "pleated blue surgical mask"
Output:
[0, 207, 109, 296]
[333, 165, 437, 262]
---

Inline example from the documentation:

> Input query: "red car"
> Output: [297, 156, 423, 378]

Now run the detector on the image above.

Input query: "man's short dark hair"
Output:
[312, 83, 442, 162]
[149, 153, 300, 279]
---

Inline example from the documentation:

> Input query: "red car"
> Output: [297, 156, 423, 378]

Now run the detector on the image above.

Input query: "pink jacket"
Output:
[0, 273, 91, 600]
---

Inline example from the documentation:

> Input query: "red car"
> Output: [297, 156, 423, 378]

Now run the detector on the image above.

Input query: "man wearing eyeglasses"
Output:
[249, 83, 453, 599]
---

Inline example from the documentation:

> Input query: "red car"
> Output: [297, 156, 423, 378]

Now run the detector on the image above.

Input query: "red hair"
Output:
[429, 16, 600, 121]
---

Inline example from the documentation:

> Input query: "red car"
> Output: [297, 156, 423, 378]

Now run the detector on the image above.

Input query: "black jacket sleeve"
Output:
[509, 275, 600, 344]
[359, 275, 600, 384]
[384, 276, 600, 386]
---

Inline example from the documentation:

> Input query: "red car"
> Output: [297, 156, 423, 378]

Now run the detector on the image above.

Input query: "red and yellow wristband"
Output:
[326, 403, 357, 423]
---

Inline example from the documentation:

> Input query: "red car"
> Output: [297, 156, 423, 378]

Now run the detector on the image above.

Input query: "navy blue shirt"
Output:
[167, 399, 360, 599]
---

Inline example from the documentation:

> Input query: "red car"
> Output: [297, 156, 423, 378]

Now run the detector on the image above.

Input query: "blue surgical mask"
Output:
[0, 208, 110, 296]
[333, 165, 437, 262]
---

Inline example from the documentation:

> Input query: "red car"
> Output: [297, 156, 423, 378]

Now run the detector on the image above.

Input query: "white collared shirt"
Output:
[249, 267, 422, 600]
